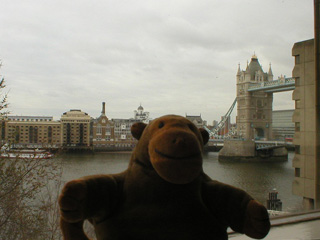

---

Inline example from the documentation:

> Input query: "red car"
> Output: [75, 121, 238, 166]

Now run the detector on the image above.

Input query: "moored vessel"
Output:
[0, 149, 54, 159]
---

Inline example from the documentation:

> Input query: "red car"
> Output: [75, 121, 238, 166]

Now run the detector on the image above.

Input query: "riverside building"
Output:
[112, 118, 140, 150]
[60, 109, 91, 148]
[111, 104, 150, 150]
[272, 110, 295, 140]
[2, 104, 153, 151]
[92, 102, 115, 150]
[92, 103, 149, 151]
[3, 116, 61, 148]
[133, 104, 150, 123]
[185, 115, 207, 128]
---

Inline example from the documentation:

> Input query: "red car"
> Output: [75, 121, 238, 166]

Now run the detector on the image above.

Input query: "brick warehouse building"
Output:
[0, 103, 151, 151]
[92, 102, 116, 150]
[60, 109, 91, 148]
[3, 116, 61, 149]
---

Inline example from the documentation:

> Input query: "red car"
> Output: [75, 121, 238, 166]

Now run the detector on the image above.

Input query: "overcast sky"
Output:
[0, 0, 314, 124]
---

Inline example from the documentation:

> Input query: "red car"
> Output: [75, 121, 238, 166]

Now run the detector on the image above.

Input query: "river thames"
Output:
[59, 150, 303, 213]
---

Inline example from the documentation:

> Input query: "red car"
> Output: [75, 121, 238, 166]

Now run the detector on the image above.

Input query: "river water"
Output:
[59, 150, 303, 212]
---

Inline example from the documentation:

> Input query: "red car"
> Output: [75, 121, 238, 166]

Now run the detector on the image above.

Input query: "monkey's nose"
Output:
[172, 137, 185, 145]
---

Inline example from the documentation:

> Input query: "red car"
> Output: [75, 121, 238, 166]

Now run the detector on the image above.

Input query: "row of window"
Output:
[8, 124, 58, 127]
[93, 144, 135, 148]
[3, 123, 136, 146]
[8, 129, 60, 133]
[9, 118, 53, 122]
[253, 113, 266, 120]
[95, 124, 112, 128]
[95, 131, 112, 135]
[61, 120, 90, 123]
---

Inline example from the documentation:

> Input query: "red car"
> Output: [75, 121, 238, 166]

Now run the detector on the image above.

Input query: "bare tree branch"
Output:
[0, 61, 63, 239]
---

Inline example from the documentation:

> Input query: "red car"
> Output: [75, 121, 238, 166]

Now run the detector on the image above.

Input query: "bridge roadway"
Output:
[208, 139, 293, 150]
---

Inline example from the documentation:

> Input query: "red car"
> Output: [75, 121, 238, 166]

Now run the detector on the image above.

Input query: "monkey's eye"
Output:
[188, 124, 195, 131]
[158, 122, 164, 129]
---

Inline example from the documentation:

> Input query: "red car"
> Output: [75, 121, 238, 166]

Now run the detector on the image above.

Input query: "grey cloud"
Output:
[0, 0, 314, 123]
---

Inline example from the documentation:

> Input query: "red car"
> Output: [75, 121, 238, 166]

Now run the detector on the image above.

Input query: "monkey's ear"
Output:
[131, 122, 147, 140]
[199, 128, 209, 145]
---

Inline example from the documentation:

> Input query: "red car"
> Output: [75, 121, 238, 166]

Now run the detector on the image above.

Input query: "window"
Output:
[257, 99, 262, 108]
[295, 54, 300, 64]
[96, 124, 102, 134]
[295, 145, 300, 154]
[48, 126, 52, 144]
[79, 123, 84, 144]
[257, 112, 262, 119]
[15, 126, 20, 142]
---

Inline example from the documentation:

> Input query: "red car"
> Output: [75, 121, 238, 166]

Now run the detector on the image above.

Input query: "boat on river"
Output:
[0, 149, 54, 159]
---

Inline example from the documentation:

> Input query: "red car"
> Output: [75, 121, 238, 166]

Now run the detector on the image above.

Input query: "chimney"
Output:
[102, 102, 106, 115]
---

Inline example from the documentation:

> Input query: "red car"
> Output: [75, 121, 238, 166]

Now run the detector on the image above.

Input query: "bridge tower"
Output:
[236, 54, 273, 140]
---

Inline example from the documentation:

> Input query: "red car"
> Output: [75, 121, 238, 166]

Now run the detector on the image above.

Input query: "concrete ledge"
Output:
[228, 210, 320, 237]
[270, 209, 320, 226]
[218, 155, 288, 162]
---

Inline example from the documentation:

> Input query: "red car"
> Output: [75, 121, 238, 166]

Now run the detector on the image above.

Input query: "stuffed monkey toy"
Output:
[59, 115, 270, 240]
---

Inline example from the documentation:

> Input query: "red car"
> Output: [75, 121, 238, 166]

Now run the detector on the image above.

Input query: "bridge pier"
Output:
[218, 139, 288, 161]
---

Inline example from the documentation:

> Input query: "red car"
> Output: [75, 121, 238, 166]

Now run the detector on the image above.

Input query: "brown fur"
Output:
[59, 115, 270, 240]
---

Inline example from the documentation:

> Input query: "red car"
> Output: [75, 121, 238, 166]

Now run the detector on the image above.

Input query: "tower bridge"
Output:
[208, 38, 320, 208]
[206, 54, 295, 141]
[205, 54, 294, 161]
[236, 54, 295, 141]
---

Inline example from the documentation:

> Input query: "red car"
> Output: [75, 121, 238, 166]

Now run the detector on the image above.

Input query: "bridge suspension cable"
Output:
[204, 98, 237, 138]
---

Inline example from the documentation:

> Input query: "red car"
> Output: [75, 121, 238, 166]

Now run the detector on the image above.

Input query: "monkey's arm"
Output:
[202, 180, 270, 239]
[59, 174, 123, 240]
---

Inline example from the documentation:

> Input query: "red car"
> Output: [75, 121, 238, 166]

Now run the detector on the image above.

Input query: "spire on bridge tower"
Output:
[252, 52, 258, 59]
[237, 63, 241, 76]
[268, 63, 273, 81]
[245, 60, 249, 72]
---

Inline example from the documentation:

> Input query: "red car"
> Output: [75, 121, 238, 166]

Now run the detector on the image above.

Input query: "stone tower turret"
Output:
[236, 54, 273, 140]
